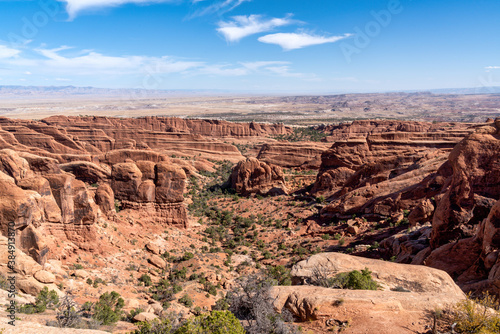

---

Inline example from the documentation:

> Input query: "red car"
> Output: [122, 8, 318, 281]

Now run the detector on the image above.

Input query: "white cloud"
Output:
[33, 47, 202, 75]
[0, 45, 20, 59]
[59, 0, 248, 19]
[190, 0, 249, 18]
[217, 14, 294, 42]
[485, 66, 500, 70]
[59, 0, 174, 19]
[199, 64, 249, 76]
[240, 61, 290, 71]
[258, 32, 352, 51]
[0, 43, 316, 84]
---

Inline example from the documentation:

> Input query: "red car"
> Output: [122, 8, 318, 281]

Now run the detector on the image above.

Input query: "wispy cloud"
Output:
[0, 44, 313, 81]
[0, 45, 20, 59]
[239, 61, 289, 71]
[258, 32, 352, 51]
[485, 66, 500, 70]
[217, 14, 294, 42]
[59, 0, 176, 19]
[0, 46, 204, 77]
[189, 0, 250, 18]
[59, 0, 249, 19]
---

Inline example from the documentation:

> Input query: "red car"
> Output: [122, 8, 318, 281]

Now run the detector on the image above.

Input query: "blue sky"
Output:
[0, 0, 498, 93]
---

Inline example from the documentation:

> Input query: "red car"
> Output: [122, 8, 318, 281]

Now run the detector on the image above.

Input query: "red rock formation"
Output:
[312, 120, 477, 220]
[95, 183, 116, 217]
[230, 157, 287, 196]
[430, 125, 500, 248]
[256, 142, 330, 169]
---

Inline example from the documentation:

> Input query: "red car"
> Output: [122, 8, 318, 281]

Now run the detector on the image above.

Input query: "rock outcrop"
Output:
[256, 142, 331, 169]
[291, 252, 463, 296]
[230, 157, 288, 196]
[312, 120, 477, 220]
[271, 252, 465, 333]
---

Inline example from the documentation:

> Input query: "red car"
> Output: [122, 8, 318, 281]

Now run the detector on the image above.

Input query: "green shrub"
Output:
[181, 252, 194, 262]
[123, 307, 144, 323]
[267, 265, 292, 286]
[133, 310, 244, 334]
[453, 293, 500, 334]
[177, 310, 245, 334]
[19, 287, 59, 314]
[213, 297, 230, 311]
[0, 274, 7, 290]
[115, 199, 121, 213]
[178, 294, 193, 308]
[92, 291, 124, 325]
[139, 274, 153, 287]
[133, 315, 179, 334]
[329, 268, 379, 290]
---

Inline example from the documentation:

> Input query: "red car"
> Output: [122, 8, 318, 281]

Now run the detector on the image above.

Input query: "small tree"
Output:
[92, 291, 124, 325]
[229, 275, 299, 334]
[56, 292, 81, 328]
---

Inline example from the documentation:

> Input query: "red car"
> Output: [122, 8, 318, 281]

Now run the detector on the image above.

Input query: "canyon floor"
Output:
[0, 94, 499, 333]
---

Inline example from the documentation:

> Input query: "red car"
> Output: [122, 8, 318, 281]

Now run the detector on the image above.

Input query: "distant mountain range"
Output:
[0, 85, 233, 98]
[0, 85, 499, 97]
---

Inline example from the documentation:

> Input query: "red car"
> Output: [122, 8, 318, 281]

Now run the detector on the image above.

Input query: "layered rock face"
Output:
[256, 142, 331, 169]
[230, 157, 288, 196]
[313, 120, 476, 218]
[0, 116, 291, 163]
[321, 119, 472, 142]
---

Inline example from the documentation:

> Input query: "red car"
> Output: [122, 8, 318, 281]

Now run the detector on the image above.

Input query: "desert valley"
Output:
[0, 91, 499, 333]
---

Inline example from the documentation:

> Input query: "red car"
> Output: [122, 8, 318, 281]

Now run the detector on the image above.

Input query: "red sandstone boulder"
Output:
[59, 161, 110, 183]
[95, 183, 116, 216]
[0, 149, 34, 182]
[230, 157, 288, 196]
[111, 162, 143, 202]
[154, 162, 186, 203]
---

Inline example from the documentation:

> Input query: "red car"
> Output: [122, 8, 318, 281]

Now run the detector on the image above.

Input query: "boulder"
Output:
[148, 255, 166, 269]
[145, 242, 161, 255]
[95, 183, 115, 215]
[291, 252, 464, 296]
[34, 270, 56, 284]
[17, 277, 45, 295]
[271, 285, 464, 333]
[230, 157, 288, 196]
[59, 161, 110, 184]
[154, 162, 186, 203]
[111, 163, 142, 202]
[133, 312, 158, 322]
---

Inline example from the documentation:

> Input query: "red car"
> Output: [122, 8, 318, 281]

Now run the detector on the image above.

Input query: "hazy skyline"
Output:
[0, 0, 499, 93]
